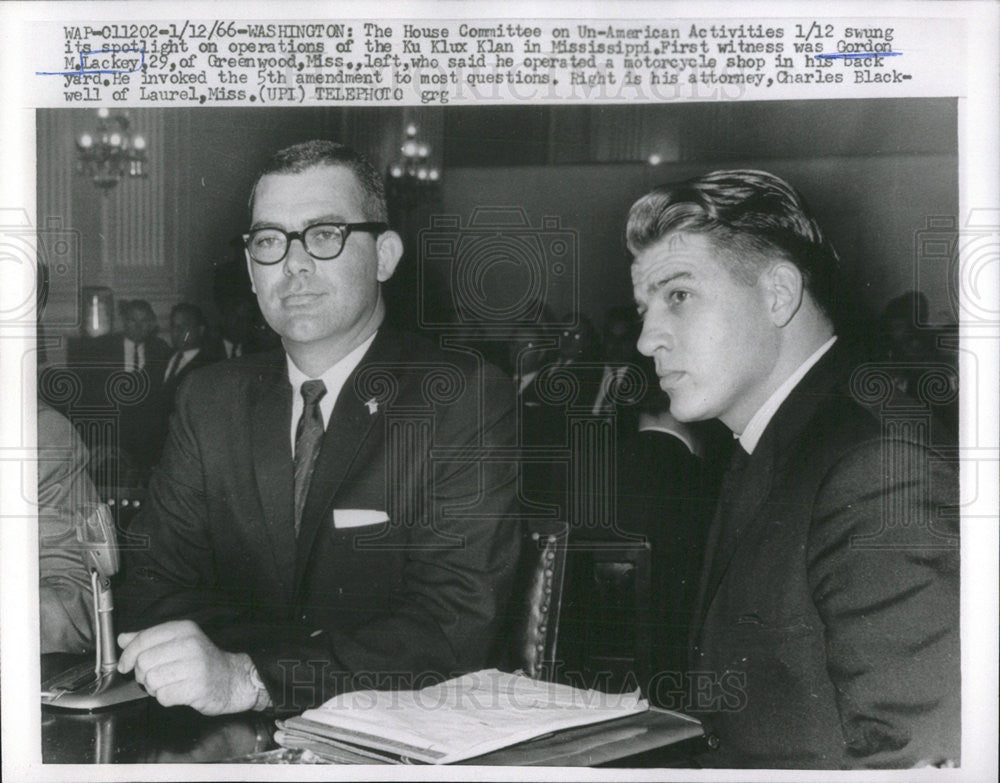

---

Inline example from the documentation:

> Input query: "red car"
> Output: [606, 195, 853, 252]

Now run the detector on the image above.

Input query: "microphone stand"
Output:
[41, 506, 148, 710]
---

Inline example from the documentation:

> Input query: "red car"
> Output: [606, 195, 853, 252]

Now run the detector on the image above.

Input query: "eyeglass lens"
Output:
[248, 224, 346, 263]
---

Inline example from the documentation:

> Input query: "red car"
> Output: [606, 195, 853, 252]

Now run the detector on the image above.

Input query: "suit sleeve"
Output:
[244, 363, 522, 712]
[806, 437, 960, 768]
[37, 406, 99, 654]
[119, 362, 523, 713]
[118, 375, 240, 632]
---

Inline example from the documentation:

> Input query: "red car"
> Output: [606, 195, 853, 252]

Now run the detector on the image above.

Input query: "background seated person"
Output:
[616, 393, 713, 682]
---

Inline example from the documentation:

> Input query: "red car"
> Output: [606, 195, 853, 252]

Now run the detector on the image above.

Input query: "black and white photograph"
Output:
[1, 3, 997, 781]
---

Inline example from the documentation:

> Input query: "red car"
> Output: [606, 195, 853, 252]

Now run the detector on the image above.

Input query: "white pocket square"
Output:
[333, 509, 389, 529]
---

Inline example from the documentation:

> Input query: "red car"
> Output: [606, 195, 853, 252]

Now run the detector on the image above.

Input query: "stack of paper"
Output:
[275, 669, 649, 764]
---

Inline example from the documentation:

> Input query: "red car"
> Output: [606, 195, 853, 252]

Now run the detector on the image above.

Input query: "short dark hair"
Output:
[169, 302, 205, 327]
[123, 299, 155, 319]
[248, 140, 388, 223]
[626, 169, 841, 321]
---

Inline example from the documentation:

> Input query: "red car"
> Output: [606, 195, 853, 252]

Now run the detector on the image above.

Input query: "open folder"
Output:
[275, 669, 660, 764]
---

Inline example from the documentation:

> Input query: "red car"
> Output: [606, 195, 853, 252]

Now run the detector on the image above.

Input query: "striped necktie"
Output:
[293, 380, 327, 535]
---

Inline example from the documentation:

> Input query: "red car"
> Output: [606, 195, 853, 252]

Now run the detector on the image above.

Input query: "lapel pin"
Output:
[365, 397, 379, 415]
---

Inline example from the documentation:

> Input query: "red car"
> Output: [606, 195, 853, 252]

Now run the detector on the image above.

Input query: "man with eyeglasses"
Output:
[117, 141, 521, 716]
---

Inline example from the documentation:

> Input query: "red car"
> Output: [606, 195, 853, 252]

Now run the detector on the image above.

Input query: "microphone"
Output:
[41, 504, 148, 710]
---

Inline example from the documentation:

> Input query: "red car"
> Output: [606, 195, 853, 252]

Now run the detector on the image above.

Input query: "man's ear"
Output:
[244, 250, 257, 294]
[375, 230, 404, 283]
[765, 261, 804, 328]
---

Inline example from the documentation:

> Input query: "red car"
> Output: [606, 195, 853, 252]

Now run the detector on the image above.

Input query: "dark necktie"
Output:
[720, 442, 751, 505]
[703, 444, 751, 583]
[691, 442, 752, 646]
[293, 380, 327, 536]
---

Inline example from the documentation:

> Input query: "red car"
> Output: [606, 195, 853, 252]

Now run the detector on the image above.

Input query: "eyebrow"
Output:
[249, 214, 349, 231]
[644, 270, 694, 296]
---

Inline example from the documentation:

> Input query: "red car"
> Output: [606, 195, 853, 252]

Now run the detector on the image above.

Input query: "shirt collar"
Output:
[738, 336, 837, 454]
[517, 368, 540, 394]
[286, 331, 377, 427]
[169, 346, 200, 366]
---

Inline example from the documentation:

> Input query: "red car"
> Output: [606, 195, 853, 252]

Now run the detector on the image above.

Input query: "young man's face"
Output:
[169, 310, 202, 351]
[558, 323, 594, 361]
[123, 307, 156, 344]
[632, 231, 779, 433]
[218, 298, 254, 344]
[602, 318, 638, 364]
[246, 164, 398, 355]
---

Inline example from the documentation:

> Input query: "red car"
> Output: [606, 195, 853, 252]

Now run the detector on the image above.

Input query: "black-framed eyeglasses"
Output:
[242, 221, 388, 265]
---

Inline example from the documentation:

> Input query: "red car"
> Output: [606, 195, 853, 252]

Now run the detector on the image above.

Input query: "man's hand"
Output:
[117, 620, 258, 715]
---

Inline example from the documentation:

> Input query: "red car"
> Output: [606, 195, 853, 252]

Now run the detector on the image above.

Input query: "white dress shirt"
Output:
[286, 332, 377, 455]
[592, 365, 626, 415]
[123, 337, 145, 372]
[516, 368, 541, 395]
[738, 336, 837, 454]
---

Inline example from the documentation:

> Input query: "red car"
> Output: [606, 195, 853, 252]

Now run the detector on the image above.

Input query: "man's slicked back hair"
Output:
[248, 140, 388, 223]
[626, 169, 841, 321]
[124, 299, 155, 319]
[170, 302, 206, 328]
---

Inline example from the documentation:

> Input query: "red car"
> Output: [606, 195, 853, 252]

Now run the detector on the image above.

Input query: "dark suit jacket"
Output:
[616, 430, 710, 683]
[122, 346, 216, 473]
[512, 358, 648, 535]
[79, 332, 172, 394]
[160, 346, 215, 401]
[118, 327, 521, 713]
[689, 343, 959, 768]
[67, 333, 172, 473]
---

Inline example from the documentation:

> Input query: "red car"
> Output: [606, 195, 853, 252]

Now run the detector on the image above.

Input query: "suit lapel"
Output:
[249, 353, 298, 589]
[690, 441, 775, 642]
[690, 343, 847, 643]
[293, 329, 400, 589]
